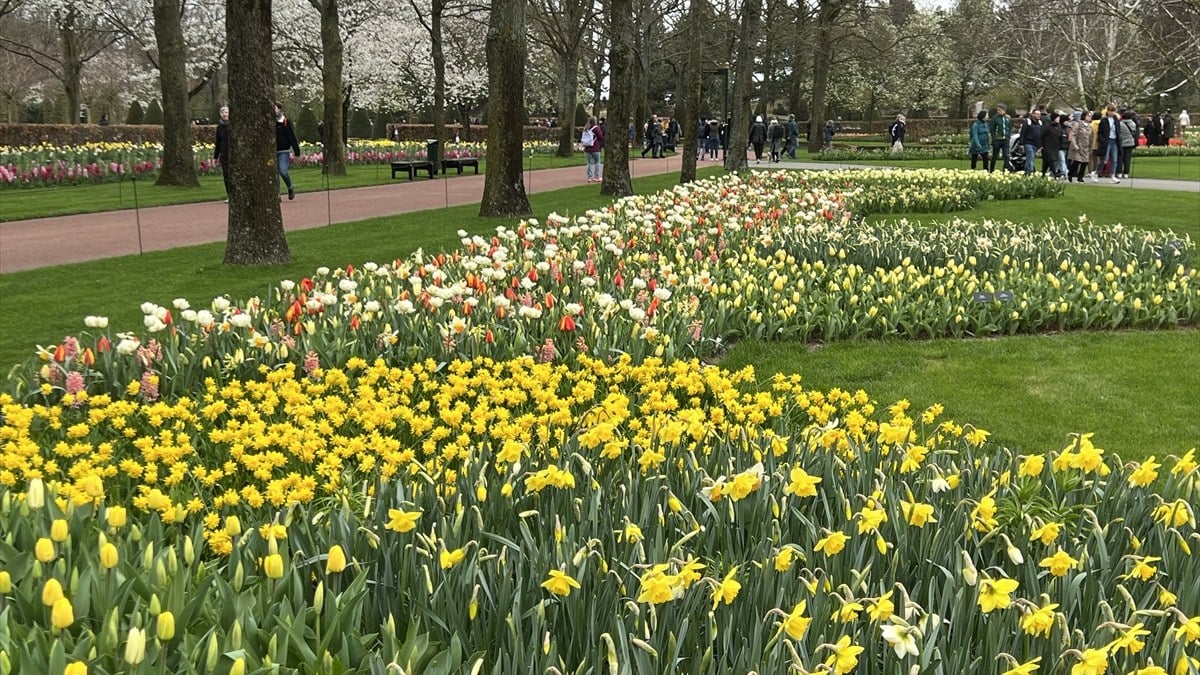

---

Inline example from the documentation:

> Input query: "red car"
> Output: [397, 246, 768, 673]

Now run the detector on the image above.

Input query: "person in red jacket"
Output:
[582, 116, 604, 183]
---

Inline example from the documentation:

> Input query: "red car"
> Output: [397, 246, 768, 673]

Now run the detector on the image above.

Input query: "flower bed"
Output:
[9, 170, 1191, 402]
[0, 140, 557, 189]
[1, 168, 1196, 674]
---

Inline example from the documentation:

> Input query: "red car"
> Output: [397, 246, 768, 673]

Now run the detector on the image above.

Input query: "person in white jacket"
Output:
[1180, 109, 1190, 134]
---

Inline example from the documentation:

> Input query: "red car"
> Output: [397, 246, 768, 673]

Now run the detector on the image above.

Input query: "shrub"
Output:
[143, 100, 163, 125]
[125, 100, 144, 125]
[348, 107, 373, 139]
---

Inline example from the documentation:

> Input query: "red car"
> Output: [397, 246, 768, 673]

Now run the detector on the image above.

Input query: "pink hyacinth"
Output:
[65, 371, 85, 397]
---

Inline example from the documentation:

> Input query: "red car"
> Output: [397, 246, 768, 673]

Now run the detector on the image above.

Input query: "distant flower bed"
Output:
[0, 140, 559, 188]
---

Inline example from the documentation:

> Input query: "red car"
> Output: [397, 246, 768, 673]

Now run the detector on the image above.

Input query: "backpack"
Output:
[580, 127, 595, 146]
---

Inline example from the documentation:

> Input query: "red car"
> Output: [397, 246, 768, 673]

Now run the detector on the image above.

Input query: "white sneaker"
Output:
[1111, 177, 1121, 183]
[1090, 173, 1098, 183]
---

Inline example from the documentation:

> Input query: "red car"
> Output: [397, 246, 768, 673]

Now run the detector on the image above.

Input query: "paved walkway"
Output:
[1, 157, 1196, 273]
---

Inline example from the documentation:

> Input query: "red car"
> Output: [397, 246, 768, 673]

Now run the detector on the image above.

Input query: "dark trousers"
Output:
[751, 142, 764, 160]
[1069, 160, 1088, 181]
[970, 152, 989, 170]
[989, 139, 1009, 172]
[220, 159, 231, 195]
[1119, 146, 1133, 176]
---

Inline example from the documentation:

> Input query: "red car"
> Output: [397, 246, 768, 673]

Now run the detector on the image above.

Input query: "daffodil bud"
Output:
[961, 551, 978, 587]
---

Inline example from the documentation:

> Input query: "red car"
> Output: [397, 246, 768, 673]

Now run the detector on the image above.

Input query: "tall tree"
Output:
[528, 0, 596, 157]
[806, 0, 847, 152]
[0, 1, 120, 123]
[406, 0, 451, 171]
[310, 0, 348, 175]
[225, 0, 291, 265]
[152, 0, 198, 187]
[601, 0, 634, 197]
[724, 0, 760, 171]
[677, 0, 705, 184]
[479, 0, 532, 217]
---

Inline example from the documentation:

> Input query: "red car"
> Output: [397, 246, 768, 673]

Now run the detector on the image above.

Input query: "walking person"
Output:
[214, 105, 232, 202]
[748, 115, 767, 163]
[707, 118, 721, 159]
[767, 117, 785, 162]
[1019, 108, 1045, 176]
[581, 116, 603, 183]
[889, 114, 906, 151]
[1117, 110, 1137, 178]
[275, 102, 301, 200]
[1093, 105, 1121, 183]
[1162, 109, 1175, 145]
[969, 110, 990, 170]
[823, 120, 835, 150]
[988, 104, 1011, 172]
[1067, 110, 1093, 183]
[786, 114, 800, 159]
[1179, 109, 1189, 135]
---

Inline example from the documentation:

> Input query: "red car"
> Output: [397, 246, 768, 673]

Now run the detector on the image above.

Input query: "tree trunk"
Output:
[153, 0, 199, 187]
[555, 49, 581, 157]
[678, 0, 706, 184]
[224, 0, 291, 265]
[601, 0, 633, 197]
[316, 0, 347, 175]
[724, 0, 761, 171]
[431, 0, 446, 170]
[806, 0, 840, 153]
[60, 13, 82, 124]
[479, 0, 532, 217]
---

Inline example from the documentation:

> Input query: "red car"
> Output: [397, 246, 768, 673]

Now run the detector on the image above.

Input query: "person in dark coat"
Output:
[213, 105, 231, 201]
[1040, 113, 1066, 177]
[275, 102, 301, 200]
[1019, 108, 1045, 175]
[641, 116, 663, 158]
[748, 115, 767, 163]
[767, 117, 785, 162]
[888, 114, 906, 151]
[786, 114, 800, 158]
[1162, 109, 1175, 144]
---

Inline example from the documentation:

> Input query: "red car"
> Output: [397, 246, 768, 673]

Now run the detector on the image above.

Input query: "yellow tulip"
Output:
[263, 554, 284, 579]
[35, 537, 55, 563]
[50, 519, 69, 542]
[51, 597, 74, 630]
[0, 571, 11, 594]
[106, 506, 127, 528]
[156, 611, 176, 641]
[230, 658, 246, 675]
[325, 545, 347, 574]
[100, 543, 119, 569]
[41, 578, 64, 606]
[64, 663, 87, 675]
[124, 627, 146, 665]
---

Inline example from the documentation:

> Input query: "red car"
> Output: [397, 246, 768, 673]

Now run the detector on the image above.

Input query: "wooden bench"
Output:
[390, 160, 435, 180]
[441, 157, 479, 175]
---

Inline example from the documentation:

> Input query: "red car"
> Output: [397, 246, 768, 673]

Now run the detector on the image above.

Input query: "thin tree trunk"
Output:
[431, 1, 446, 170]
[60, 16, 82, 124]
[678, 0, 706, 184]
[316, 0, 347, 175]
[479, 0, 532, 217]
[153, 0, 199, 187]
[724, 0, 761, 171]
[601, 0, 633, 197]
[224, 0, 291, 265]
[555, 49, 581, 157]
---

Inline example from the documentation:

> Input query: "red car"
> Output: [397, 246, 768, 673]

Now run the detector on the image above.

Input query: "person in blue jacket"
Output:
[969, 110, 990, 170]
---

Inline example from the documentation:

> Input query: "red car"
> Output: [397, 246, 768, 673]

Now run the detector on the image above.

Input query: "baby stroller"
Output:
[1007, 133, 1026, 173]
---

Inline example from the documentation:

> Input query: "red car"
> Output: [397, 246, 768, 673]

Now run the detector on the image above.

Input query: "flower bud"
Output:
[325, 545, 347, 574]
[41, 578, 64, 606]
[204, 633, 220, 672]
[0, 571, 11, 594]
[100, 543, 119, 569]
[123, 627, 146, 665]
[51, 597, 74, 630]
[225, 516, 241, 537]
[263, 554, 284, 579]
[156, 611, 175, 641]
[149, 593, 161, 616]
[313, 581, 324, 614]
[50, 519, 69, 543]
[229, 657, 246, 675]
[63, 663, 87, 675]
[27, 478, 45, 509]
[35, 538, 55, 563]
[183, 537, 195, 567]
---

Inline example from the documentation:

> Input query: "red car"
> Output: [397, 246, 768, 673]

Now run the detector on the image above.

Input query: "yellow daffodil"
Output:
[978, 576, 1019, 613]
[1070, 647, 1108, 675]
[440, 547, 466, 570]
[1030, 521, 1062, 546]
[900, 500, 935, 527]
[711, 567, 740, 609]
[1002, 656, 1041, 675]
[1126, 556, 1161, 582]
[1039, 549, 1080, 577]
[1175, 615, 1200, 644]
[823, 635, 865, 674]
[1107, 622, 1149, 654]
[541, 570, 581, 597]
[868, 591, 894, 622]
[1129, 456, 1161, 487]
[386, 509, 421, 533]
[815, 530, 849, 556]
[784, 466, 821, 497]
[1021, 602, 1058, 638]
[1172, 448, 1196, 475]
[780, 601, 811, 640]
[1018, 454, 1046, 477]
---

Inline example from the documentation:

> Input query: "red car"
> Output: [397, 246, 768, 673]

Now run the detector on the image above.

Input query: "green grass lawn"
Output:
[0, 154, 589, 221]
[2, 169, 1194, 461]
[795, 149, 1200, 181]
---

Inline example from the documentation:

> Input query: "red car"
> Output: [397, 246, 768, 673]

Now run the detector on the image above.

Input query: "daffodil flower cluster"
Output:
[0, 356, 1196, 673]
